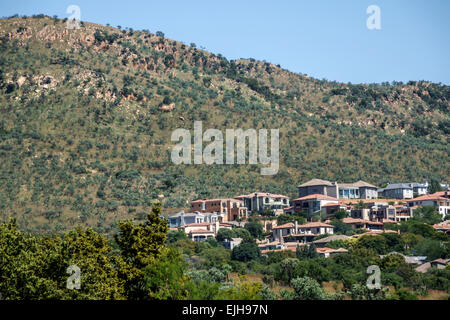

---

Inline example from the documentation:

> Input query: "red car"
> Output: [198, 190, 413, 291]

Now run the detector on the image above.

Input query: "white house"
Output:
[406, 192, 450, 220]
[378, 183, 414, 199]
[272, 221, 334, 243]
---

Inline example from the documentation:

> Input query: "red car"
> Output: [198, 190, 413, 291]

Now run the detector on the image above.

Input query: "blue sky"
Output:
[1, 0, 449, 84]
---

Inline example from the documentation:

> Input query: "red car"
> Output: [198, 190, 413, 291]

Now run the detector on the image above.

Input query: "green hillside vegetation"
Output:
[0, 15, 449, 234]
[1, 204, 448, 300]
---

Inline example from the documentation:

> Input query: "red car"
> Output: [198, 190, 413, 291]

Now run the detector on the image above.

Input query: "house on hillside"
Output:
[416, 258, 450, 273]
[190, 198, 248, 222]
[433, 220, 450, 234]
[297, 179, 378, 200]
[386, 204, 414, 222]
[378, 183, 413, 199]
[272, 221, 334, 243]
[320, 203, 349, 218]
[342, 217, 384, 231]
[168, 211, 224, 228]
[406, 192, 450, 220]
[316, 247, 348, 258]
[179, 221, 233, 242]
[223, 237, 243, 250]
[291, 194, 339, 218]
[297, 179, 339, 198]
[409, 182, 429, 195]
[380, 252, 427, 265]
[235, 192, 290, 215]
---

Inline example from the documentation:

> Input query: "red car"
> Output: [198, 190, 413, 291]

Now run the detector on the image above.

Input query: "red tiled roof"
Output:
[382, 219, 398, 224]
[284, 233, 317, 237]
[406, 194, 448, 202]
[432, 191, 450, 197]
[433, 223, 450, 230]
[293, 194, 338, 201]
[338, 199, 398, 205]
[316, 247, 348, 254]
[236, 192, 289, 199]
[272, 222, 294, 229]
[432, 258, 450, 265]
[297, 222, 335, 228]
[261, 247, 297, 254]
[351, 230, 397, 238]
[258, 241, 281, 247]
[182, 222, 213, 227]
[189, 229, 215, 234]
[342, 217, 383, 225]
[322, 203, 341, 207]
[191, 198, 243, 203]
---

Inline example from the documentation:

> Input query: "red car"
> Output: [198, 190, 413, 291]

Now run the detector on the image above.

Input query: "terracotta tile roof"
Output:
[261, 247, 297, 254]
[432, 191, 450, 197]
[415, 262, 431, 273]
[191, 198, 243, 203]
[342, 217, 383, 225]
[432, 258, 450, 265]
[352, 180, 378, 188]
[316, 247, 348, 254]
[258, 241, 281, 247]
[433, 223, 450, 230]
[297, 222, 335, 228]
[322, 202, 341, 207]
[351, 230, 397, 238]
[272, 222, 294, 229]
[284, 241, 306, 247]
[189, 229, 215, 234]
[382, 219, 398, 224]
[313, 235, 350, 244]
[297, 179, 334, 187]
[406, 194, 449, 202]
[183, 222, 213, 227]
[284, 233, 317, 237]
[235, 192, 289, 199]
[293, 194, 338, 201]
[338, 199, 398, 205]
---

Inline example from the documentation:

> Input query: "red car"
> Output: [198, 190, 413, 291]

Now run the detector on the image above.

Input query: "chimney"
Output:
[215, 221, 219, 235]
[294, 220, 298, 234]
[180, 211, 185, 226]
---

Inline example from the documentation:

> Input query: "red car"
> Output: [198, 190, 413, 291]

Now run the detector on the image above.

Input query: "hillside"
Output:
[0, 15, 449, 234]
